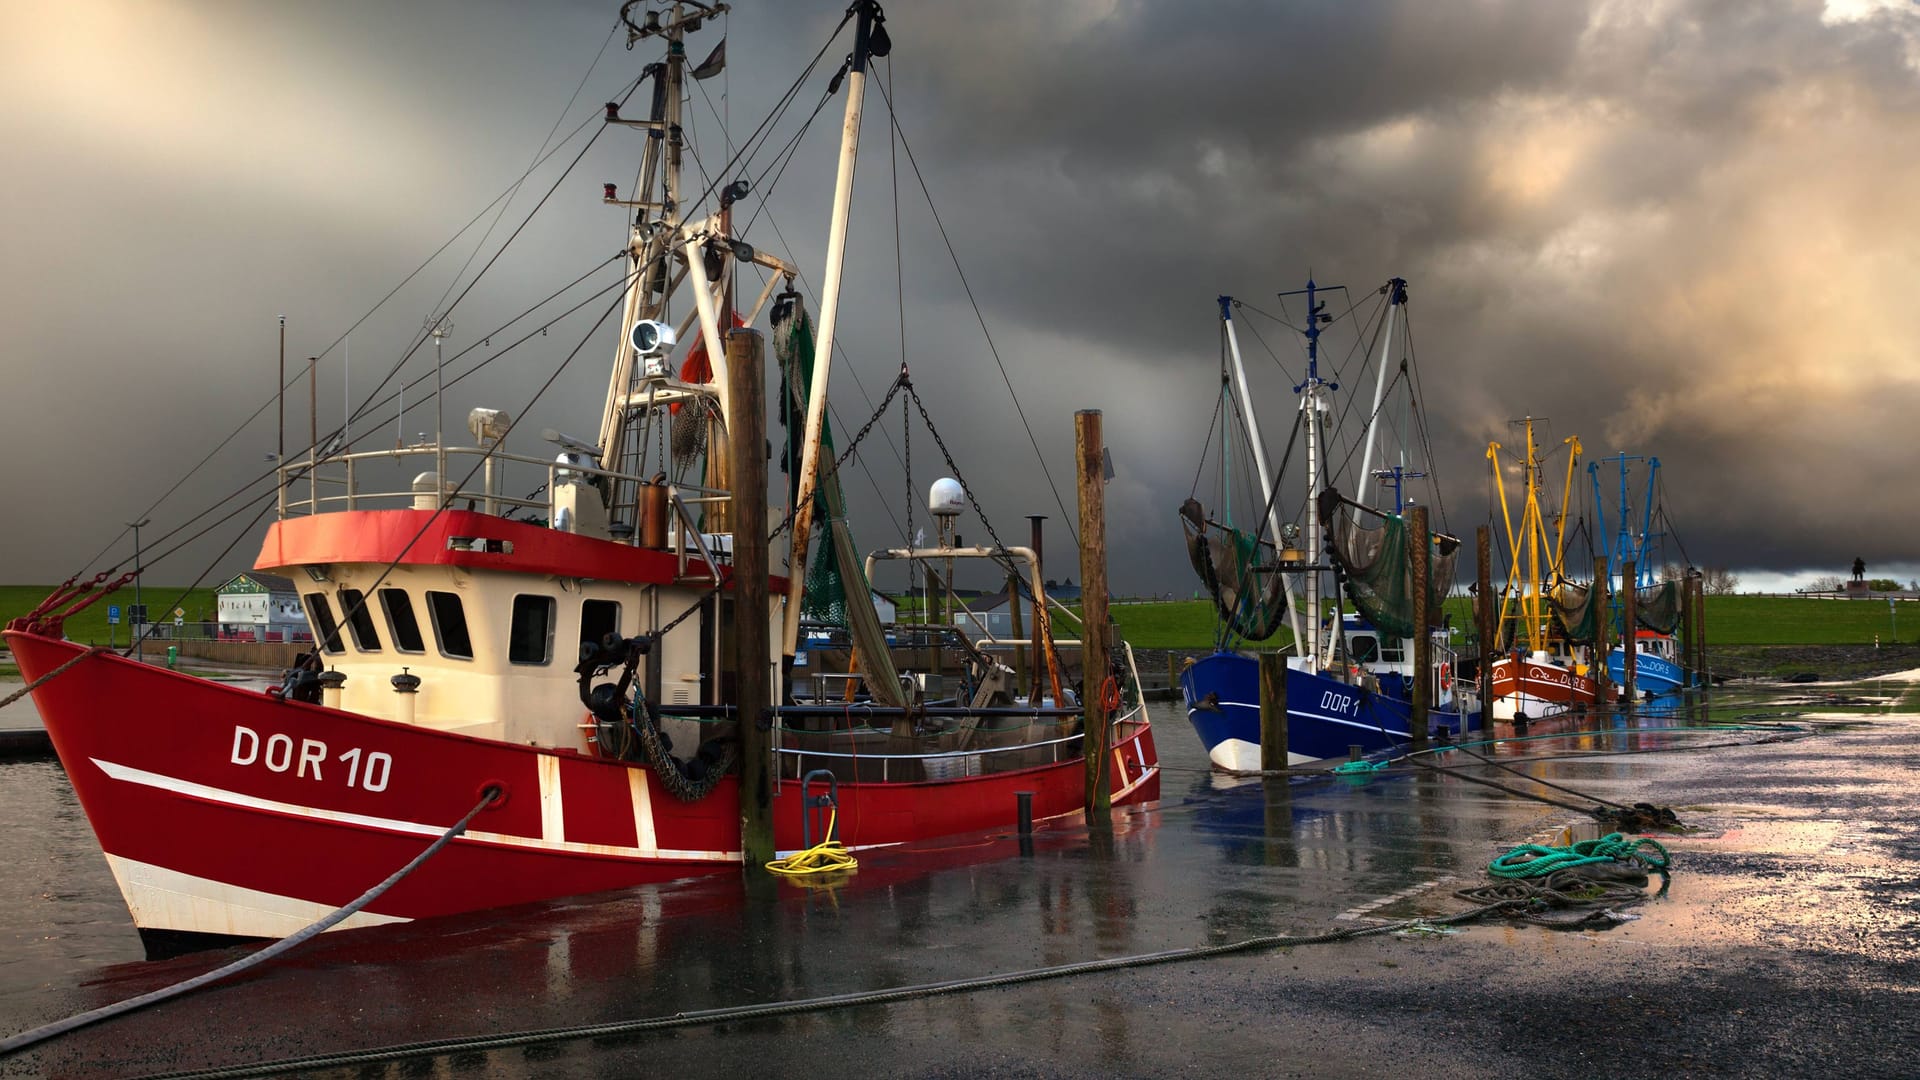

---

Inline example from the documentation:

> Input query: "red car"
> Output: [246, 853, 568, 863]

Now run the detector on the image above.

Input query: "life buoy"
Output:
[1439, 661, 1451, 685]
[668, 312, 748, 415]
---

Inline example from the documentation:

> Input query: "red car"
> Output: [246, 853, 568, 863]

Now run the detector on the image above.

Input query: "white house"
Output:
[216, 572, 308, 641]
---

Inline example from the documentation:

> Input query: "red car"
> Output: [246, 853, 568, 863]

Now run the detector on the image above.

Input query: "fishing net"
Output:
[775, 299, 905, 708]
[1179, 498, 1289, 641]
[1634, 580, 1681, 634]
[1550, 580, 1601, 644]
[1318, 489, 1458, 640]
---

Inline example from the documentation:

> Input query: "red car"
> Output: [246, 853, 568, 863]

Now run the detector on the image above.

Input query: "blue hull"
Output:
[1605, 648, 1686, 694]
[1179, 651, 1480, 770]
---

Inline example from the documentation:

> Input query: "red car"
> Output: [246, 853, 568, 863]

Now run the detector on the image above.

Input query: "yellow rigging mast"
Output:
[1487, 418, 1581, 653]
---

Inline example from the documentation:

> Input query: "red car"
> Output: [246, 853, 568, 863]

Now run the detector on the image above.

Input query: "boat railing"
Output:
[776, 730, 1084, 782]
[277, 442, 666, 518]
[275, 442, 735, 575]
[771, 702, 1150, 783]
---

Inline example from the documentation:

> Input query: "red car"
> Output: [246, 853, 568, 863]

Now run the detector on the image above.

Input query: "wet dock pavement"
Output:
[4, 681, 1919, 1078]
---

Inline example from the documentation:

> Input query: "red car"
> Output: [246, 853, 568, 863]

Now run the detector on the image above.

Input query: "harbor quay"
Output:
[3, 676, 1915, 1078]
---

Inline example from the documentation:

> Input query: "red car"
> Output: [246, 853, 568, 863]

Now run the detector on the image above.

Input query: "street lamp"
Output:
[128, 519, 150, 663]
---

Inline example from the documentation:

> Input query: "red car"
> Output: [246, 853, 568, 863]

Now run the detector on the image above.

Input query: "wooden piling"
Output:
[1694, 575, 1710, 691]
[1621, 559, 1637, 705]
[1592, 556, 1611, 703]
[1260, 651, 1289, 772]
[727, 329, 773, 868]
[1680, 572, 1697, 689]
[1075, 411, 1112, 821]
[1409, 505, 1431, 749]
[1476, 525, 1493, 726]
[1006, 569, 1027, 696]
[1028, 515, 1047, 701]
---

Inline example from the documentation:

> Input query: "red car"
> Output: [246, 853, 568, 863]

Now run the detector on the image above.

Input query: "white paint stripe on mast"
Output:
[783, 4, 874, 657]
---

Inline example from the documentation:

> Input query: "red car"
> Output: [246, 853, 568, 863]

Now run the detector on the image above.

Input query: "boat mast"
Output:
[783, 0, 887, 658]
[1282, 278, 1337, 670]
[1353, 278, 1405, 510]
[597, 3, 703, 473]
[1219, 296, 1307, 654]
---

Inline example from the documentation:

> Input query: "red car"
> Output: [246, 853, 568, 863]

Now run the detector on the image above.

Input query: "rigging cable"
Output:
[870, 74, 1078, 549]
[66, 70, 630, 583]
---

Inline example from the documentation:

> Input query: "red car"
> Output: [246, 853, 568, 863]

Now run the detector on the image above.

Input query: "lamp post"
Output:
[128, 518, 150, 663]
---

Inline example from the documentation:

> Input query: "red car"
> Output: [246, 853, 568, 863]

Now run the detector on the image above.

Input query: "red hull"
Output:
[7, 632, 1158, 936]
[1487, 655, 1598, 720]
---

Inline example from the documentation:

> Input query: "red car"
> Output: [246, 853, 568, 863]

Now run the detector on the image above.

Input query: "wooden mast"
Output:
[783, 0, 884, 659]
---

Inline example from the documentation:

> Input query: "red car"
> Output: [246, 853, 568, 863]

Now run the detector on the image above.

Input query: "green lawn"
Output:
[1693, 595, 1912, 646]
[1104, 594, 1911, 650]
[1, 584, 221, 647]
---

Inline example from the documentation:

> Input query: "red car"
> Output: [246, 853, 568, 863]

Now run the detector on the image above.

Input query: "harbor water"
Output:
[3, 677, 1919, 1077]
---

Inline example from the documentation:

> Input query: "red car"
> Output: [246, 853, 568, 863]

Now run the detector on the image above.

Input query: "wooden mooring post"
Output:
[1693, 574, 1710, 692]
[1075, 411, 1112, 822]
[1681, 572, 1698, 689]
[1006, 568, 1027, 698]
[728, 329, 774, 868]
[1259, 652, 1288, 772]
[1592, 556, 1611, 704]
[1621, 559, 1638, 707]
[1409, 505, 1431, 750]
[1476, 525, 1494, 727]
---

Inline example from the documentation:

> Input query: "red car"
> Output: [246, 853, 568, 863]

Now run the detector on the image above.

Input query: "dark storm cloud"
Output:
[2, 0, 1917, 598]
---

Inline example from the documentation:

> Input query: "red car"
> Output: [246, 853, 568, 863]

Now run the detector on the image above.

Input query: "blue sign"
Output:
[108, 605, 121, 625]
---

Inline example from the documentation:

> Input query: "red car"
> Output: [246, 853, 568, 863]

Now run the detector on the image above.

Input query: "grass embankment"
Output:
[0, 584, 220, 648]
[1104, 597, 1479, 650]
[1105, 594, 1914, 652]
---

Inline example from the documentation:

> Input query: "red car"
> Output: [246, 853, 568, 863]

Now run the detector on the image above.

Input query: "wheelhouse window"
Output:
[509, 595, 556, 665]
[1378, 639, 1406, 663]
[580, 599, 621, 656]
[380, 589, 425, 653]
[304, 592, 345, 654]
[337, 589, 381, 652]
[426, 591, 474, 660]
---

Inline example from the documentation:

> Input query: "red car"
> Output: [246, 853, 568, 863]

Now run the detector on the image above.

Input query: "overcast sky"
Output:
[3, 0, 1918, 600]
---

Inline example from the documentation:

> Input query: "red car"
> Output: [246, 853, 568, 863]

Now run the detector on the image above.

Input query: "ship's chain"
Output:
[828, 370, 908, 473]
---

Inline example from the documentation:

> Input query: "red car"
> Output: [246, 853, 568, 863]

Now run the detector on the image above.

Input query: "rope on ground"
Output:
[1488, 832, 1671, 879]
[1455, 867, 1657, 929]
[0, 647, 105, 711]
[1453, 833, 1674, 930]
[765, 808, 858, 877]
[133, 899, 1531, 1079]
[0, 787, 500, 1058]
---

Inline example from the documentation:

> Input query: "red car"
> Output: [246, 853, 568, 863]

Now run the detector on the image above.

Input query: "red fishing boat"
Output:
[6, 0, 1156, 950]
[1485, 417, 1599, 720]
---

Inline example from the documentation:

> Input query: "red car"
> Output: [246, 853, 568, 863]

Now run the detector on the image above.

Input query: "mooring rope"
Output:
[0, 647, 106, 711]
[0, 787, 500, 1058]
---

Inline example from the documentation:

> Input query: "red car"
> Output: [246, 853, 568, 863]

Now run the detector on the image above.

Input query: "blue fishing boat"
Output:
[1178, 280, 1479, 770]
[1588, 453, 1690, 696]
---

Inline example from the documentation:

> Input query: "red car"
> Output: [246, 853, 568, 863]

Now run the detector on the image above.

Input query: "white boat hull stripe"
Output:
[91, 758, 739, 863]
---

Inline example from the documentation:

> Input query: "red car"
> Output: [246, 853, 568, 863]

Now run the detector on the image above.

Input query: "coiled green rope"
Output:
[1488, 833, 1671, 879]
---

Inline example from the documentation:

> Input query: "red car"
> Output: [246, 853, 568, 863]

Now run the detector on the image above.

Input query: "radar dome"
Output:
[928, 477, 965, 518]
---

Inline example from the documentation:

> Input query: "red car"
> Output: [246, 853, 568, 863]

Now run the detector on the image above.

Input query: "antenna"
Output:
[425, 314, 454, 489]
